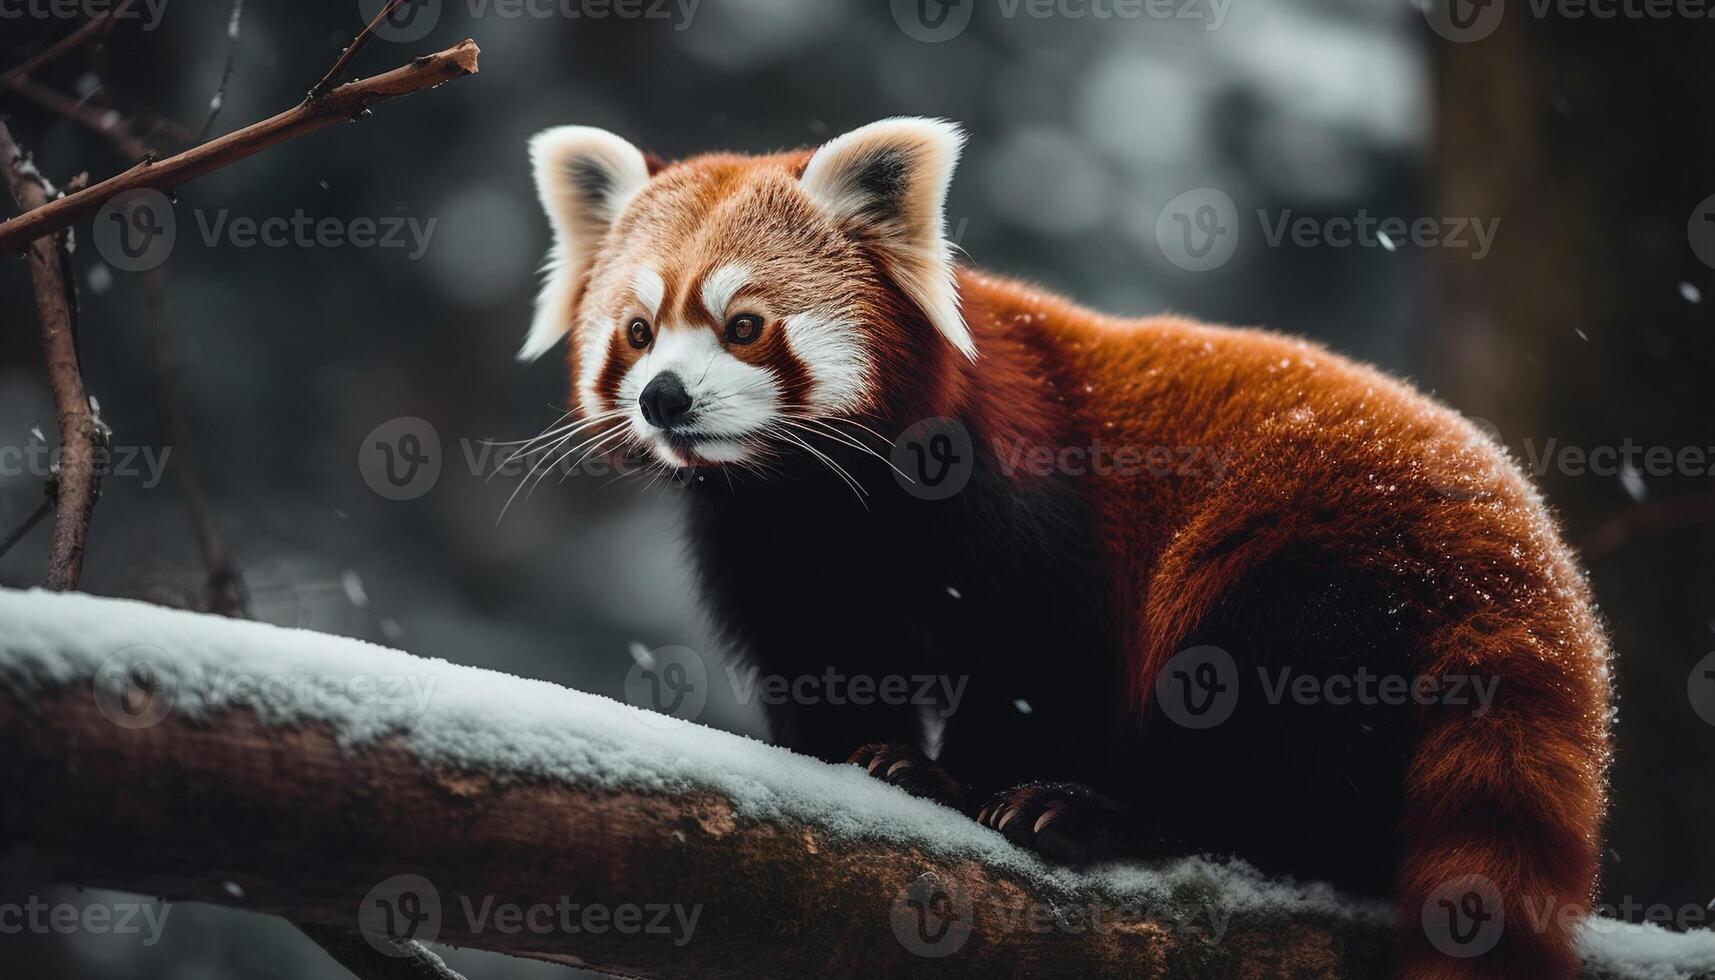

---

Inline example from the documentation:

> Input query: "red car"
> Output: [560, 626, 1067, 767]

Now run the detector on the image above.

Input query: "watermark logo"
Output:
[1154, 645, 1239, 729]
[361, 0, 442, 42]
[623, 644, 708, 729]
[1, 441, 171, 488]
[1257, 210, 1498, 260]
[357, 874, 700, 952]
[92, 646, 180, 730]
[892, 417, 975, 500]
[0, 896, 172, 945]
[0, 0, 170, 29]
[1422, 0, 1505, 42]
[891, 0, 975, 41]
[361, 0, 701, 39]
[1422, 874, 1505, 958]
[891, 873, 973, 957]
[1689, 652, 1715, 726]
[1689, 193, 1715, 269]
[93, 193, 437, 272]
[359, 874, 443, 956]
[360, 417, 443, 500]
[92, 188, 176, 272]
[995, 437, 1233, 484]
[725, 665, 968, 718]
[1156, 187, 1239, 273]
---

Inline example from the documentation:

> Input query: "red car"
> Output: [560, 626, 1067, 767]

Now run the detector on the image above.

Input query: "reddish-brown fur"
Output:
[537, 135, 1612, 978]
[953, 270, 1611, 979]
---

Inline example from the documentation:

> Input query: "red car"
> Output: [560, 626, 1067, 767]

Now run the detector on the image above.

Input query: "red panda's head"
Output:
[522, 118, 974, 470]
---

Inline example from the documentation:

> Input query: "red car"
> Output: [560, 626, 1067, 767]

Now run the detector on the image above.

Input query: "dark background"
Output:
[0, 0, 1710, 976]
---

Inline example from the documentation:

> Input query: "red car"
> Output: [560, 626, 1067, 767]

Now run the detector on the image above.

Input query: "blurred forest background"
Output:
[1, 0, 1710, 976]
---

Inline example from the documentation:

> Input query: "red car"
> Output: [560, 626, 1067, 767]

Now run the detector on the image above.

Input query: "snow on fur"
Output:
[0, 587, 1709, 976]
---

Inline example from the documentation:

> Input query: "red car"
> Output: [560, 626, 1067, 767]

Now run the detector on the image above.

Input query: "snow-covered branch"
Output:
[0, 589, 1709, 978]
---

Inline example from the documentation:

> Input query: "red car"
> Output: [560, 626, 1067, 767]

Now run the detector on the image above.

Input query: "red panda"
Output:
[521, 117, 1612, 979]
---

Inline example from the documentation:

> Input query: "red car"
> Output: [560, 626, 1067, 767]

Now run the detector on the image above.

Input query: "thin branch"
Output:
[1, 73, 155, 160]
[0, 123, 106, 590]
[0, 497, 53, 564]
[306, 0, 410, 104]
[143, 268, 250, 617]
[0, 0, 138, 89]
[297, 923, 470, 980]
[194, 0, 246, 141]
[0, 38, 480, 254]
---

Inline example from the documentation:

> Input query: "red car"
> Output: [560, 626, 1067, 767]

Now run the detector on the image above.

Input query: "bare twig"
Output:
[297, 923, 470, 980]
[194, 0, 246, 141]
[0, 38, 480, 254]
[0, 497, 53, 564]
[142, 268, 249, 617]
[0, 0, 138, 89]
[306, 0, 410, 104]
[0, 123, 106, 590]
[1, 73, 155, 160]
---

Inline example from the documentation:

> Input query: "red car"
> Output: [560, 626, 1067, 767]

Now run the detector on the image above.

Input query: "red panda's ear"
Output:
[523, 126, 651, 363]
[800, 117, 976, 361]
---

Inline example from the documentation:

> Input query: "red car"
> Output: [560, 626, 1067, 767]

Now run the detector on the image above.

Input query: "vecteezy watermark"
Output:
[621, 644, 968, 726]
[1422, 874, 1506, 957]
[891, 873, 974, 956]
[890, 872, 1232, 958]
[623, 644, 709, 730]
[92, 191, 438, 272]
[0, 896, 172, 946]
[1256, 210, 1499, 261]
[1423, 0, 1715, 43]
[0, 0, 169, 29]
[358, 0, 700, 43]
[1420, 0, 1506, 42]
[1155, 191, 1501, 271]
[1421, 878, 1715, 960]
[358, 874, 701, 957]
[1690, 193, 1715, 269]
[890, 0, 1229, 42]
[91, 645, 441, 730]
[1689, 651, 1715, 727]
[0, 440, 171, 488]
[892, 417, 975, 500]
[1518, 437, 1715, 479]
[359, 418, 704, 501]
[1154, 646, 1501, 729]
[360, 417, 443, 500]
[725, 665, 968, 719]
[1155, 187, 1240, 273]
[994, 437, 1235, 485]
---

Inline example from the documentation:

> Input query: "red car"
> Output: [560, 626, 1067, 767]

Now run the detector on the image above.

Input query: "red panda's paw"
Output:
[847, 742, 967, 811]
[977, 783, 1155, 867]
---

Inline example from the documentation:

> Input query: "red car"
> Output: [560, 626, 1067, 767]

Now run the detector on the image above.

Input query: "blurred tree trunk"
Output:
[1436, 9, 1715, 920]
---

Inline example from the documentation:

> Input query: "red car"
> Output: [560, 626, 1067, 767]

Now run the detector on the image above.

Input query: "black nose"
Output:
[639, 372, 694, 429]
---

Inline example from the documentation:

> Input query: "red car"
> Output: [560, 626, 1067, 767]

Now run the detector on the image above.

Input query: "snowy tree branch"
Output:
[0, 591, 1708, 978]
[0, 123, 106, 591]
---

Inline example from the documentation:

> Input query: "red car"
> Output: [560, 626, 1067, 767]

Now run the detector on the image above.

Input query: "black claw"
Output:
[847, 742, 966, 811]
[976, 782, 1167, 867]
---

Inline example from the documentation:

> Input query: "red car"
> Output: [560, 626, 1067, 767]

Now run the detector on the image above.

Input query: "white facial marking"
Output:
[615, 324, 782, 466]
[783, 311, 871, 414]
[632, 267, 665, 319]
[575, 309, 613, 420]
[700, 263, 751, 322]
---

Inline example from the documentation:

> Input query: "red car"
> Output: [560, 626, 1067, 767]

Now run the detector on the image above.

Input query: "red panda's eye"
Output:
[725, 314, 763, 345]
[627, 318, 653, 349]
